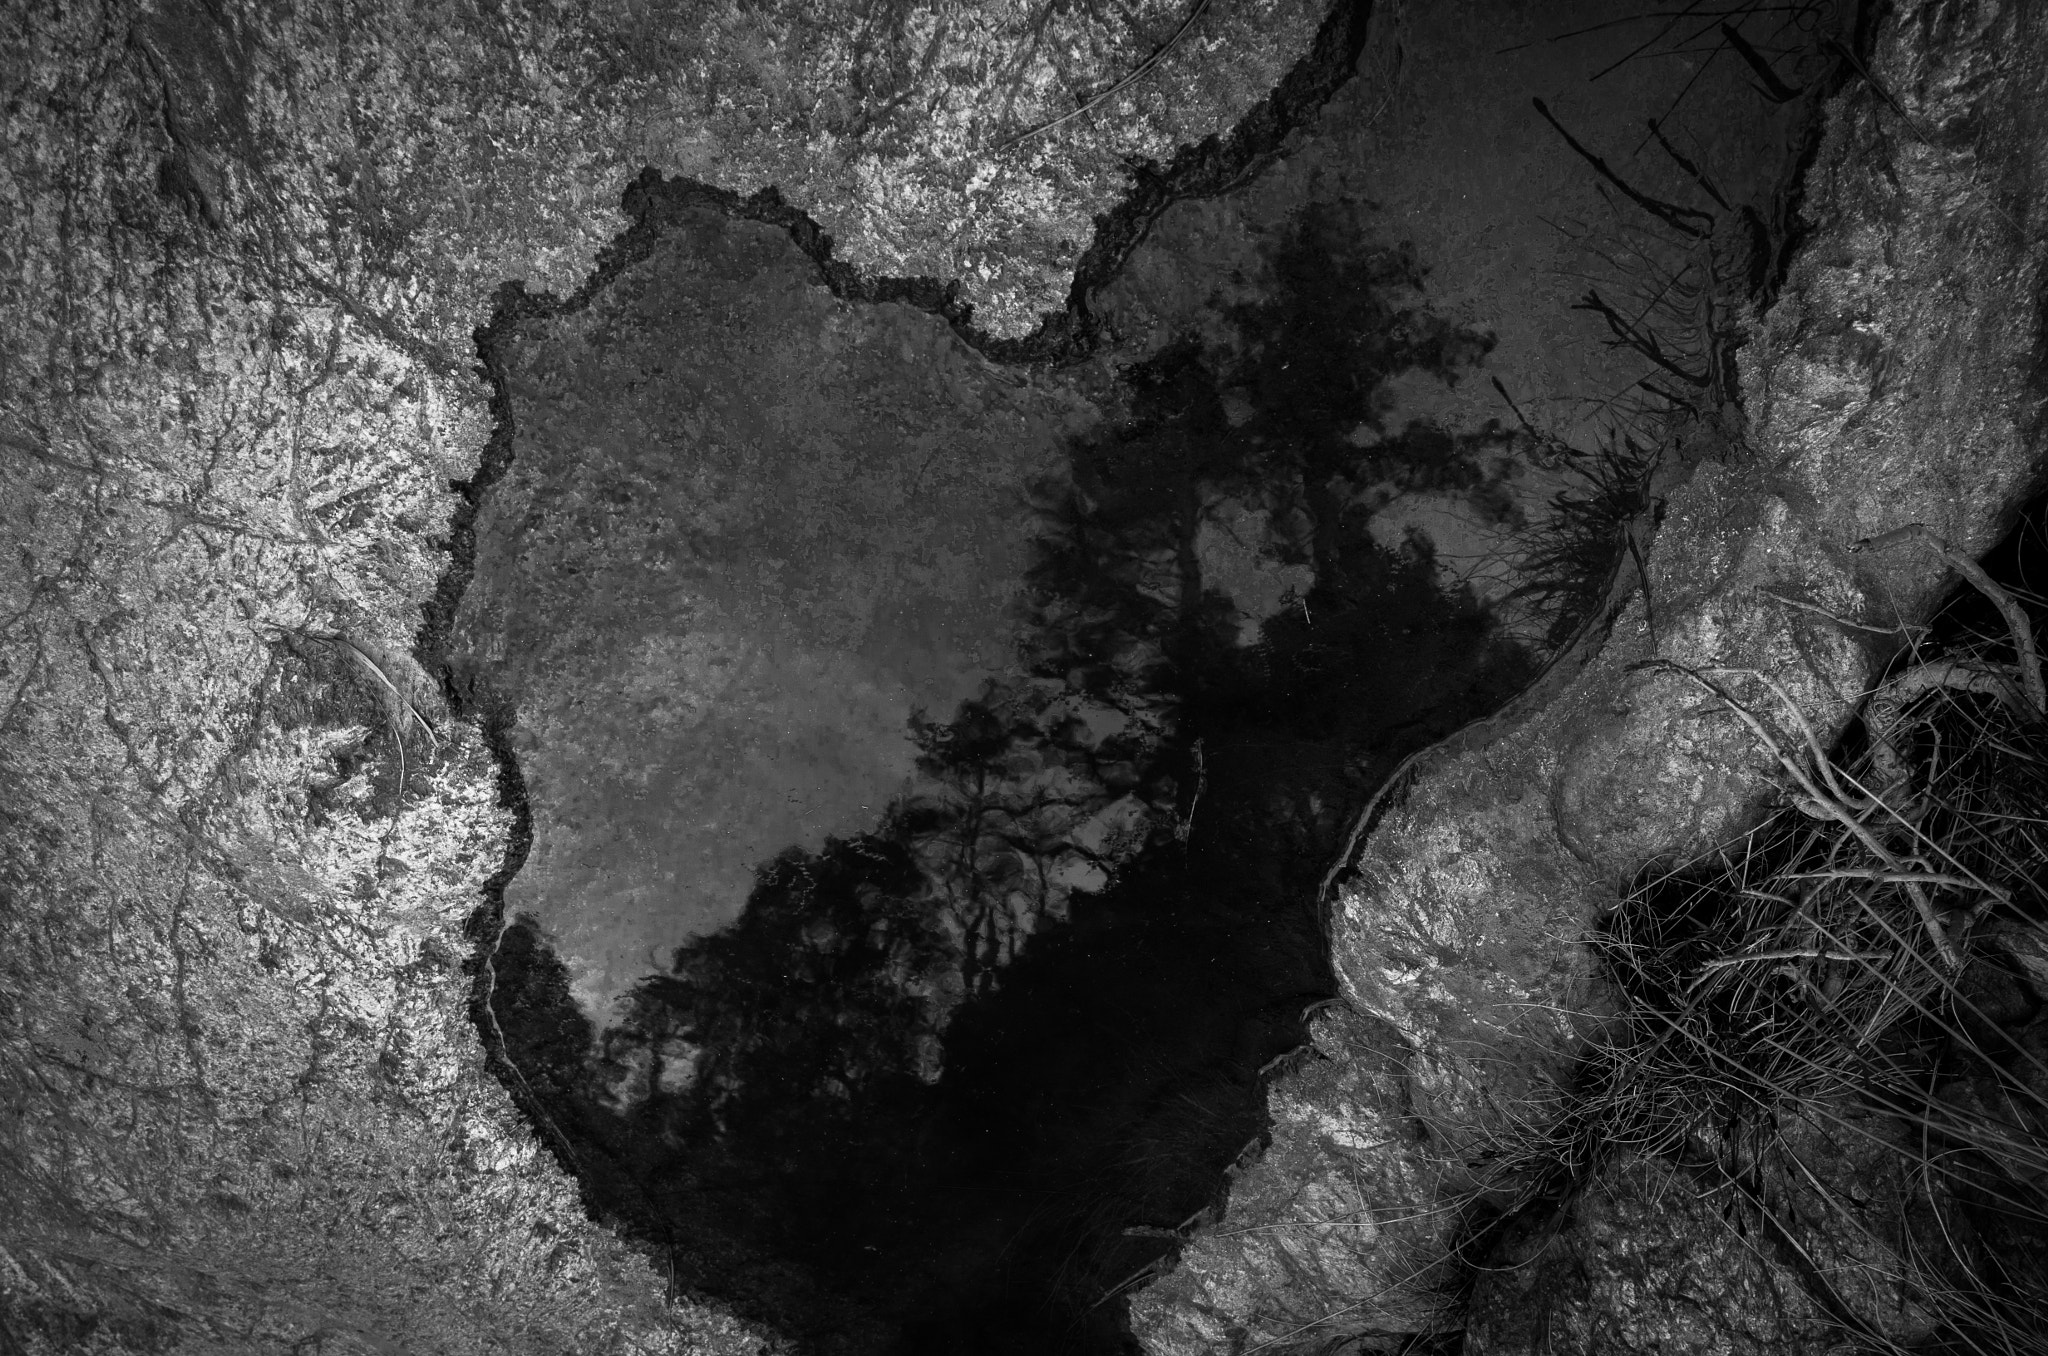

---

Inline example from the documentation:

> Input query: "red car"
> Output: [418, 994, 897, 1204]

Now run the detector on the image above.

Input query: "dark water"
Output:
[486, 206, 1540, 1353]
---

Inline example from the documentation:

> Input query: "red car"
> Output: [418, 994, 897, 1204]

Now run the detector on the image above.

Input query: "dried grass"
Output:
[1483, 525, 2048, 1352]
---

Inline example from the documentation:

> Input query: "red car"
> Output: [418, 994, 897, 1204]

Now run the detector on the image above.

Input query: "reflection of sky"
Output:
[510, 626, 937, 1013]
[461, 216, 1077, 1021]
[468, 189, 1600, 1024]
[1195, 497, 1315, 646]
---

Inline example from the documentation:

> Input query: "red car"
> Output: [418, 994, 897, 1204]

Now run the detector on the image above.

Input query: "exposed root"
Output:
[1853, 524, 2047, 719]
[1478, 535, 2048, 1351]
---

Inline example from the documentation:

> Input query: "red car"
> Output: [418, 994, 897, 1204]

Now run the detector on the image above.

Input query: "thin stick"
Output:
[1754, 586, 1925, 638]
[1852, 524, 2047, 717]
[992, 0, 1213, 153]
[1651, 662, 1962, 969]
[1646, 117, 1730, 209]
[1786, 868, 2008, 901]
[325, 633, 441, 748]
[1719, 21, 1801, 102]
[1694, 949, 1880, 975]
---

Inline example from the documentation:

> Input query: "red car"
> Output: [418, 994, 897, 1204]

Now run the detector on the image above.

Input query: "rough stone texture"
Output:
[1132, 2, 2048, 1349]
[450, 200, 1088, 1017]
[634, 0, 1329, 337]
[1549, 477, 1870, 874]
[577, 0, 1329, 337]
[1, 0, 1375, 1331]
[2, 0, 1321, 1345]
[1556, 0, 2048, 874]
[23, 0, 1327, 346]
[1, 1, 811, 1347]
[1466, 1139, 1936, 1356]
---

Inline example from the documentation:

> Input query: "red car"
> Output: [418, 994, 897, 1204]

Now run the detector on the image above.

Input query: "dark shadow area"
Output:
[483, 206, 1538, 1354]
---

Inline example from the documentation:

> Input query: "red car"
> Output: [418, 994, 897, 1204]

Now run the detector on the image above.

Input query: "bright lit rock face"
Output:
[0, 15, 761, 1352]
[580, 0, 1330, 336]
[0, 0, 1329, 1347]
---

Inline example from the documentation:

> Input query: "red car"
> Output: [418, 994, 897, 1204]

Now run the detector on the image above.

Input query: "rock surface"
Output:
[8, 0, 2044, 1349]
[1133, 1, 2048, 1350]
[0, 0, 1334, 1347]
[0, 0, 809, 1346]
[1465, 1137, 1936, 1356]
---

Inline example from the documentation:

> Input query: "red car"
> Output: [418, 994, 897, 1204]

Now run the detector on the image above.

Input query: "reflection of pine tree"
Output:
[1020, 475, 1177, 701]
[1219, 208, 1504, 592]
[596, 205, 1525, 1124]
[493, 203, 1554, 1348]
[647, 201, 1515, 1048]
[610, 833, 943, 1136]
[1026, 210, 1508, 692]
[1051, 345, 1244, 670]
[903, 685, 1159, 996]
[598, 198, 1528, 1155]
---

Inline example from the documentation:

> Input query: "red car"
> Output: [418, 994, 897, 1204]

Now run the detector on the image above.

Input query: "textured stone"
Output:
[1133, 1, 2048, 1349]
[1466, 1141, 1935, 1356]
[1, 0, 1325, 1344]
[0, 0, 785, 1336]
[1550, 476, 1870, 874]
[109, 0, 1326, 345]
[1554, 0, 2048, 877]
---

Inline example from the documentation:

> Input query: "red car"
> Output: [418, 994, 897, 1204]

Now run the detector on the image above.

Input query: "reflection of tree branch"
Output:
[1531, 97, 1712, 239]
[1719, 22, 1802, 103]
[1574, 288, 1709, 388]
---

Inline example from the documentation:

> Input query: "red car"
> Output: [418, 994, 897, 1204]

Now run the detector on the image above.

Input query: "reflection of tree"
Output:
[499, 204, 1547, 1350]
[1028, 203, 1515, 698]
[903, 683, 1162, 997]
[607, 832, 943, 1134]
[608, 201, 1526, 1107]
[1022, 373, 1244, 700]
